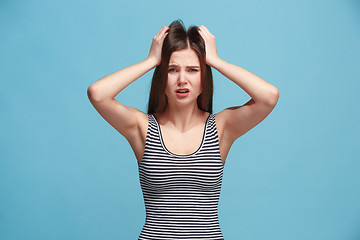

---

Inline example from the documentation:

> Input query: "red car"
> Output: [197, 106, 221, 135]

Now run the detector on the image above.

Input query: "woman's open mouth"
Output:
[175, 88, 189, 98]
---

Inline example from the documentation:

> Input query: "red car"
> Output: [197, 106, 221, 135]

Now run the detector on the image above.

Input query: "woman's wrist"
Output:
[207, 56, 222, 68]
[144, 57, 159, 69]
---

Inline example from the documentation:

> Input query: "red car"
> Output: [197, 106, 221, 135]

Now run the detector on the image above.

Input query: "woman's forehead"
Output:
[169, 48, 200, 66]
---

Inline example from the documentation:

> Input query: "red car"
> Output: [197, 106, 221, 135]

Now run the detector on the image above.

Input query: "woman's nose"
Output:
[177, 71, 188, 85]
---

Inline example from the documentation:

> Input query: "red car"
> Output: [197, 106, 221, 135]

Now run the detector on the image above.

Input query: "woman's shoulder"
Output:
[213, 110, 227, 132]
[128, 108, 150, 132]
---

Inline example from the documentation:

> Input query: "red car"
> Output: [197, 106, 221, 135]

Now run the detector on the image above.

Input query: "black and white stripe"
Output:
[138, 113, 225, 240]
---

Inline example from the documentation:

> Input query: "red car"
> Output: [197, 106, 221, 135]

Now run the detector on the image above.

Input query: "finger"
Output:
[159, 26, 169, 36]
[198, 26, 210, 40]
[200, 25, 213, 38]
[198, 30, 207, 42]
[199, 25, 210, 36]
[197, 26, 206, 35]
[158, 32, 169, 43]
[199, 25, 209, 32]
[154, 26, 168, 39]
[156, 26, 169, 40]
[161, 27, 169, 37]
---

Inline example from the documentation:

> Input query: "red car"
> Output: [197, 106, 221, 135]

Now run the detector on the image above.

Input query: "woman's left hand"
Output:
[198, 25, 219, 67]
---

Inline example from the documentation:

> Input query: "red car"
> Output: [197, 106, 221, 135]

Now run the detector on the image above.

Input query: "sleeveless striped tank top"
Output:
[138, 113, 225, 239]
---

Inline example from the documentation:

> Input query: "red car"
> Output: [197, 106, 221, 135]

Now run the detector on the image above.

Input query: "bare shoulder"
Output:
[213, 109, 231, 146]
[87, 92, 150, 163]
[125, 107, 149, 141]
[133, 108, 149, 135]
[213, 110, 226, 135]
[213, 101, 277, 165]
[123, 107, 149, 163]
[215, 98, 278, 144]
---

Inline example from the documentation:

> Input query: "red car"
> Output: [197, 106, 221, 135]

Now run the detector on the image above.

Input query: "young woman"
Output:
[87, 20, 279, 239]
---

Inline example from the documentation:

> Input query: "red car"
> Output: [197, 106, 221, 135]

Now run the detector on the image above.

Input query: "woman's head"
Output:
[147, 19, 213, 114]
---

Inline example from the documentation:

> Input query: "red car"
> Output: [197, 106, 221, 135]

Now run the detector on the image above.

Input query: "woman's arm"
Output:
[87, 58, 157, 102]
[198, 25, 278, 105]
[207, 57, 279, 106]
[198, 25, 279, 144]
[87, 26, 169, 141]
[88, 26, 169, 102]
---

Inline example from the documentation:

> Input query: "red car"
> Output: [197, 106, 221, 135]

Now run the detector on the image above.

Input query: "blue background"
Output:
[1, 0, 360, 239]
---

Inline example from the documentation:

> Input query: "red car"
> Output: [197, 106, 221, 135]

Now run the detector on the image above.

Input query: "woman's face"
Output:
[165, 48, 202, 107]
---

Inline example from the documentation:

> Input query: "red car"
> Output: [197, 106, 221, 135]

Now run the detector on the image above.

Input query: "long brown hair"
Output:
[147, 19, 213, 114]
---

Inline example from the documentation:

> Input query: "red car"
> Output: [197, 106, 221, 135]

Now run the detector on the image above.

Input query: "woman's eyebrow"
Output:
[168, 64, 200, 68]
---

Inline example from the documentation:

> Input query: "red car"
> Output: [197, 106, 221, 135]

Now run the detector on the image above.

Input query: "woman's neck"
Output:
[158, 104, 207, 133]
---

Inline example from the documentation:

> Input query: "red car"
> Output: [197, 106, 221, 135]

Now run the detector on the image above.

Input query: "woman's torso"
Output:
[130, 111, 232, 166]
[137, 112, 225, 239]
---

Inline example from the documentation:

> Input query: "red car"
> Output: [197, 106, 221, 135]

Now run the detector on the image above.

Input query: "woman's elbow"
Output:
[268, 87, 280, 106]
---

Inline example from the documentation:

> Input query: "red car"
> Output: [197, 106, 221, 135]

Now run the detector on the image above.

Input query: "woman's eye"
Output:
[168, 69, 198, 72]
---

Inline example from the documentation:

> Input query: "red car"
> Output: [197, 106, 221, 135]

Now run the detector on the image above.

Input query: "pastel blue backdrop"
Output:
[1, 0, 359, 239]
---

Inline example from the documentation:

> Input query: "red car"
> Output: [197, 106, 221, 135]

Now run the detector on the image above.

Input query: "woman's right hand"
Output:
[146, 26, 169, 66]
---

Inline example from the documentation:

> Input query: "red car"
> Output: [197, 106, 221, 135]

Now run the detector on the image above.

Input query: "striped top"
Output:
[138, 113, 225, 239]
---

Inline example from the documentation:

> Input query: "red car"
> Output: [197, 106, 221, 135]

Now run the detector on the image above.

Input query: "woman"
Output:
[87, 20, 279, 239]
